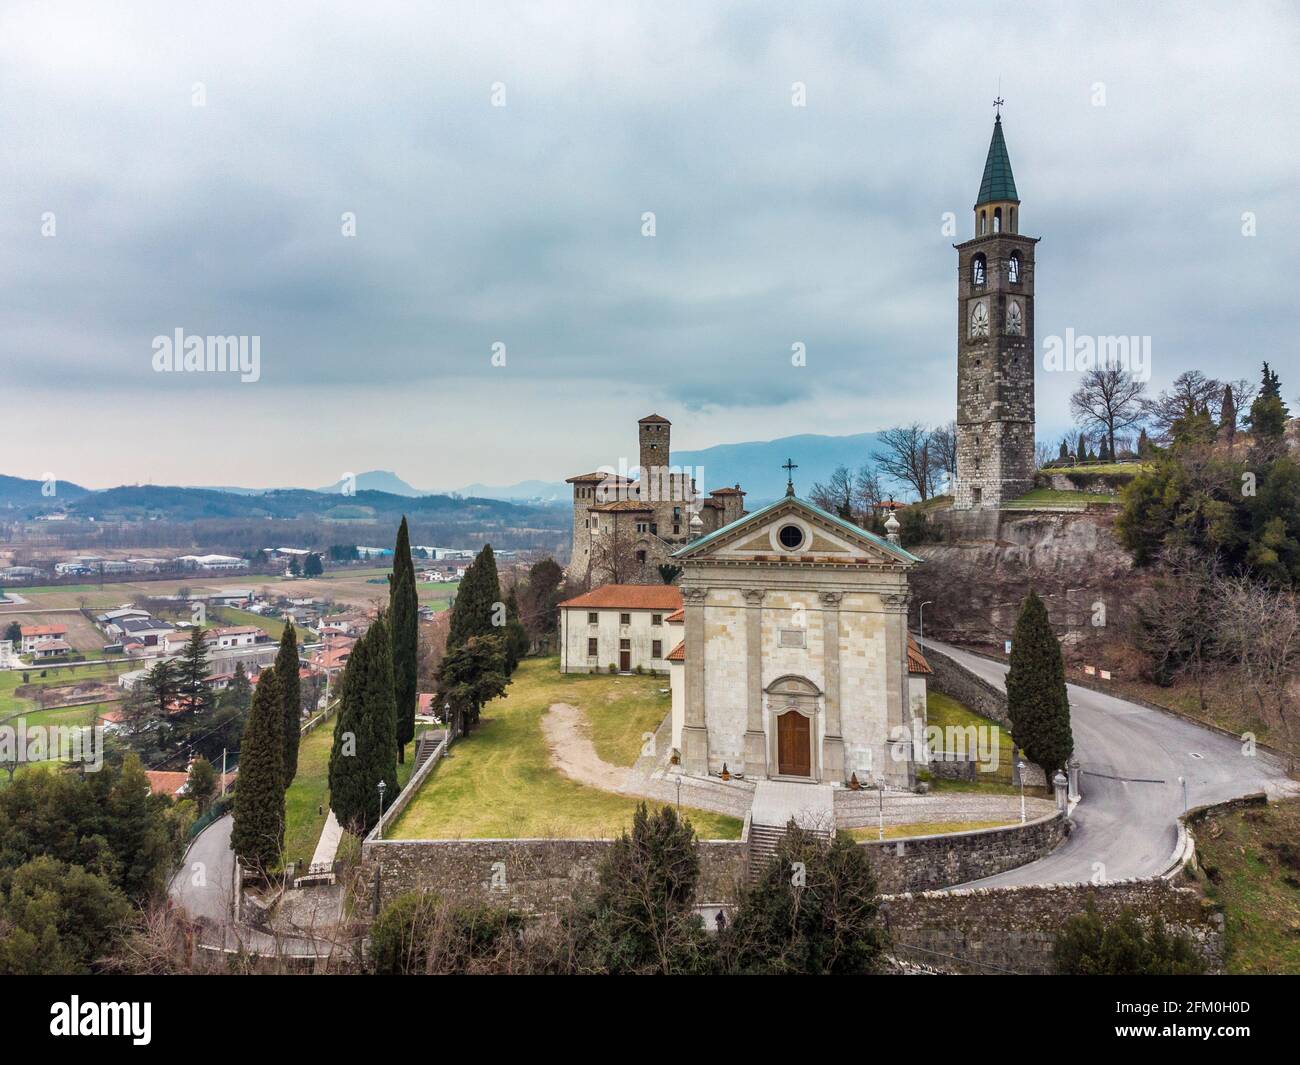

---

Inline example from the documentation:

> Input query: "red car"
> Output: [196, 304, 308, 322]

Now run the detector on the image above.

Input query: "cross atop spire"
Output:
[781, 458, 798, 497]
[993, 95, 1004, 118]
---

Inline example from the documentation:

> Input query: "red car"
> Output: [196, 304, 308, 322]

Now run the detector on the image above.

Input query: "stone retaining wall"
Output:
[882, 878, 1223, 974]
[360, 811, 1066, 912]
[922, 643, 1010, 727]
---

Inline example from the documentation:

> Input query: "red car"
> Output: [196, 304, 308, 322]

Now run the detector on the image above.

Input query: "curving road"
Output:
[923, 640, 1298, 888]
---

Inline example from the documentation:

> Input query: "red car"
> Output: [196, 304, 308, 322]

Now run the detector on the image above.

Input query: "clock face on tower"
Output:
[969, 299, 990, 338]
[1006, 300, 1023, 336]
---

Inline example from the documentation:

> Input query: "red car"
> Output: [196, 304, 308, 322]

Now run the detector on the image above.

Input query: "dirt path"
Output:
[542, 702, 629, 793]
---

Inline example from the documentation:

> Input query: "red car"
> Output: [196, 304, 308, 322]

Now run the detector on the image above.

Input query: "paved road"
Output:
[924, 640, 1298, 888]
[169, 813, 236, 923]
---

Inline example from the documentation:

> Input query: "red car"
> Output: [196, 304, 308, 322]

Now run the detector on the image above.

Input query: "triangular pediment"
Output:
[673, 496, 918, 567]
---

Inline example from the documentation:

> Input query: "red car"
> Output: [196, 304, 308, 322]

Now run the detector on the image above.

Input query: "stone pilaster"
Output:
[742, 588, 767, 775]
[680, 586, 709, 775]
[882, 590, 913, 787]
[820, 591, 845, 783]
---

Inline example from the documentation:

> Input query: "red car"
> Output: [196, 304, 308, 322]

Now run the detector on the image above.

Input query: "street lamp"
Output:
[1017, 761, 1026, 824]
[918, 601, 933, 641]
[377, 779, 387, 840]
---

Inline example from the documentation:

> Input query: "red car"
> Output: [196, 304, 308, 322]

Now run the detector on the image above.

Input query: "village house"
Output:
[20, 624, 68, 654]
[557, 584, 684, 674]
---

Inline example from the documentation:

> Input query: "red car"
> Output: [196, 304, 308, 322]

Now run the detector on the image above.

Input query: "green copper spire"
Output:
[975, 115, 1018, 205]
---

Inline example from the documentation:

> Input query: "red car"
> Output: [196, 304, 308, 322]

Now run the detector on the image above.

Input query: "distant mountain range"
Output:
[0, 429, 901, 521]
[437, 431, 895, 505]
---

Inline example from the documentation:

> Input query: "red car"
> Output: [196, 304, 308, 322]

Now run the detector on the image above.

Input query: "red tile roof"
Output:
[559, 584, 684, 611]
[709, 486, 745, 495]
[20, 624, 66, 637]
[907, 636, 933, 675]
[666, 640, 685, 662]
[638, 413, 671, 424]
[665, 608, 684, 623]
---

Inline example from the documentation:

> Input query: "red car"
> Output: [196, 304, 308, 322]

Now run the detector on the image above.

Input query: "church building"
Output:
[666, 478, 923, 789]
[953, 109, 1038, 509]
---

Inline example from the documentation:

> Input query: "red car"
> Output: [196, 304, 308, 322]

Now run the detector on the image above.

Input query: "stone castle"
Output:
[565, 414, 746, 585]
[953, 111, 1038, 509]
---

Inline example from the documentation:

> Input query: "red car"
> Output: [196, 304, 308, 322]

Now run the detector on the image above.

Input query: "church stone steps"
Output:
[746, 822, 833, 884]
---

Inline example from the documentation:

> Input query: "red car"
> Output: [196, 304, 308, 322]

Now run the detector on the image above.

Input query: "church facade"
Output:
[666, 488, 923, 789]
[953, 112, 1038, 509]
[565, 414, 746, 586]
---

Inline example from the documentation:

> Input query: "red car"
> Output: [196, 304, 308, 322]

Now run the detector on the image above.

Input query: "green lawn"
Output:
[1005, 488, 1118, 506]
[1195, 798, 1300, 974]
[282, 718, 338, 870]
[923, 689, 1021, 794]
[389, 658, 742, 840]
[210, 605, 308, 642]
[281, 714, 432, 870]
[849, 819, 1015, 841]
[577, 671, 672, 767]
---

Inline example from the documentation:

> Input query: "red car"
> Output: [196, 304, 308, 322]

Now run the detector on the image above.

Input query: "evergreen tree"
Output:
[1075, 432, 1088, 464]
[176, 628, 213, 715]
[1057, 440, 1069, 462]
[303, 552, 324, 577]
[657, 563, 682, 584]
[222, 661, 252, 716]
[447, 544, 501, 650]
[389, 516, 418, 763]
[1137, 427, 1152, 457]
[575, 804, 712, 975]
[288, 555, 300, 577]
[1248, 361, 1290, 439]
[502, 587, 529, 673]
[435, 634, 509, 736]
[1098, 435, 1111, 462]
[186, 756, 218, 813]
[1005, 591, 1074, 772]
[328, 617, 398, 834]
[1219, 383, 1237, 438]
[273, 622, 302, 788]
[722, 824, 887, 975]
[231, 668, 285, 872]
[143, 659, 180, 717]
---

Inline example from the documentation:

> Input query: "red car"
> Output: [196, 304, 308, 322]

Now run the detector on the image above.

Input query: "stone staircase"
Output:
[747, 821, 834, 883]
[413, 730, 445, 773]
[746, 780, 837, 884]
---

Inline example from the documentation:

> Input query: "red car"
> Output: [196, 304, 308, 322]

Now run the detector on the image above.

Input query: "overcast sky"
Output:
[3, 1, 1297, 491]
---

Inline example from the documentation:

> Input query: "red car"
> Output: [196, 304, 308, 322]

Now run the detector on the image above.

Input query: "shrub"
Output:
[720, 824, 887, 974]
[1053, 904, 1205, 975]
[370, 892, 526, 975]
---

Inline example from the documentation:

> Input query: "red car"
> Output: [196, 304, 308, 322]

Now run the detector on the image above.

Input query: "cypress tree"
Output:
[503, 587, 529, 673]
[1057, 440, 1069, 461]
[1075, 432, 1088, 465]
[389, 517, 418, 763]
[328, 617, 399, 834]
[448, 544, 501, 650]
[274, 621, 302, 788]
[1005, 590, 1074, 773]
[177, 628, 213, 715]
[1219, 384, 1236, 438]
[231, 668, 285, 873]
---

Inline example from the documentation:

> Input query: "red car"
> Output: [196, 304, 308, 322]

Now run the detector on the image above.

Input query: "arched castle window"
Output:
[971, 254, 986, 286]
[1008, 251, 1021, 283]
[993, 207, 1002, 232]
[978, 210, 987, 235]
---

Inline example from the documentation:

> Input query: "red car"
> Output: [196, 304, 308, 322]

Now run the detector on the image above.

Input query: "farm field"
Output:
[0, 566, 456, 621]
[0, 660, 132, 717]
[389, 658, 742, 841]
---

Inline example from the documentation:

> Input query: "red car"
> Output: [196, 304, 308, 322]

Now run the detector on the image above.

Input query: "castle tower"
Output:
[638, 413, 671, 476]
[953, 108, 1038, 509]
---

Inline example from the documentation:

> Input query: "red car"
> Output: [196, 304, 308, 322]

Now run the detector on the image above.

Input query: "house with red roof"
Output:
[557, 584, 683, 674]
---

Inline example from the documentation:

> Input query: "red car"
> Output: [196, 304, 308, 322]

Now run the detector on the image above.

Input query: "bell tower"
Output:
[953, 103, 1038, 510]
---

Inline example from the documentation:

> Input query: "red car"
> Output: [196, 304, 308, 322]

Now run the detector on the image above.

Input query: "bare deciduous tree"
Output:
[877, 423, 937, 501]
[1069, 367, 1148, 460]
